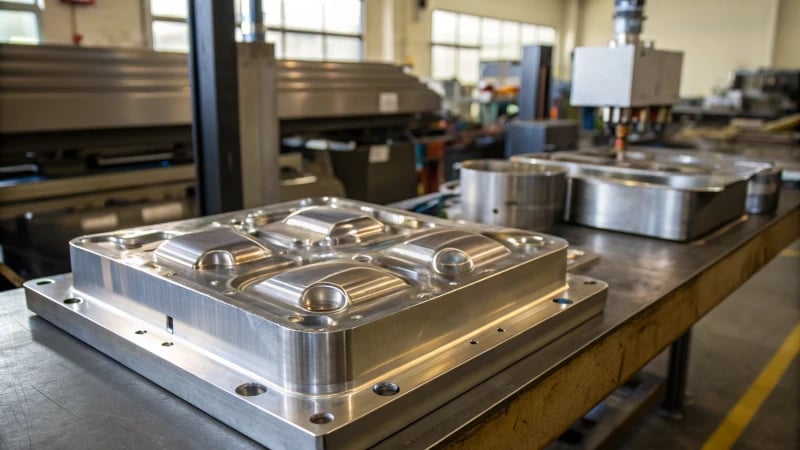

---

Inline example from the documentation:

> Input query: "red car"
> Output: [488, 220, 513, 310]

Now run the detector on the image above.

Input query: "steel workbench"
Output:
[1, 190, 798, 449]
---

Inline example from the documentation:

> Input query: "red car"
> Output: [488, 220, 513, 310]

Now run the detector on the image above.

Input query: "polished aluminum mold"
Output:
[511, 153, 752, 241]
[25, 198, 607, 450]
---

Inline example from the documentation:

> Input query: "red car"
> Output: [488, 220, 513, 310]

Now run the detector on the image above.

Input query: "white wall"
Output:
[576, 0, 796, 97]
[40, 0, 145, 48]
[773, 0, 800, 68]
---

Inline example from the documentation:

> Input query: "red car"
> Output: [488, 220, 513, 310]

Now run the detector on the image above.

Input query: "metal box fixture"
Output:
[571, 45, 683, 107]
[25, 198, 607, 449]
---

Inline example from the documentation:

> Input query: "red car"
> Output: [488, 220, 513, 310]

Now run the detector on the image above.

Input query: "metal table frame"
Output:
[1, 191, 798, 449]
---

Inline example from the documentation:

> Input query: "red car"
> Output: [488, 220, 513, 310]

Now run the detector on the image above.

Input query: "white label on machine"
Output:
[378, 92, 399, 113]
[368, 145, 391, 163]
[142, 202, 184, 223]
[81, 214, 119, 232]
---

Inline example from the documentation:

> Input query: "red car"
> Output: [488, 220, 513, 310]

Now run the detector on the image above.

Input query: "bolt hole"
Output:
[583, 280, 598, 285]
[235, 382, 267, 396]
[161, 341, 174, 347]
[35, 279, 54, 286]
[497, 327, 505, 333]
[492, 208, 499, 214]
[373, 381, 400, 396]
[309, 412, 334, 425]
[469, 340, 478, 345]
[135, 330, 147, 335]
[553, 298, 573, 305]
[62, 297, 82, 304]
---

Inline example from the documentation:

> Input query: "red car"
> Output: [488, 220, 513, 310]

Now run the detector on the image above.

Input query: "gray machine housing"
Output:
[571, 45, 683, 107]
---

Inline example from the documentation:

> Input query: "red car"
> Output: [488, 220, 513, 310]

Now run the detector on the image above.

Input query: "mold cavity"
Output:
[35, 279, 54, 286]
[301, 283, 348, 312]
[135, 330, 147, 335]
[553, 298, 574, 305]
[235, 382, 267, 397]
[309, 412, 334, 425]
[373, 382, 400, 396]
[62, 297, 82, 304]
[433, 248, 474, 275]
[166, 315, 174, 334]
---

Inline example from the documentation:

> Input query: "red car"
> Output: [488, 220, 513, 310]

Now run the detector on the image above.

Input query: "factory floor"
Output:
[617, 239, 800, 450]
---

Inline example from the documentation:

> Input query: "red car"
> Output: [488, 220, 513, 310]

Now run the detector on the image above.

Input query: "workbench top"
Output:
[2, 190, 798, 449]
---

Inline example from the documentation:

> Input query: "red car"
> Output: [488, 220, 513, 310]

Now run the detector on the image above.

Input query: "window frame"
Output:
[0, 0, 43, 44]
[143, 0, 365, 61]
[430, 9, 557, 85]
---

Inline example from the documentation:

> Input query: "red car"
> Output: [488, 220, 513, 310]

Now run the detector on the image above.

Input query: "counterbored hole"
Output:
[309, 412, 334, 425]
[235, 382, 267, 397]
[135, 330, 147, 335]
[166, 315, 174, 334]
[62, 297, 82, 304]
[35, 279, 54, 285]
[161, 341, 174, 347]
[553, 298, 574, 305]
[373, 381, 400, 396]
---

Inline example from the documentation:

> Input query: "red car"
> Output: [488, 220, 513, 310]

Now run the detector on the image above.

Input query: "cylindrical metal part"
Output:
[243, 0, 267, 42]
[613, 0, 646, 46]
[460, 159, 567, 231]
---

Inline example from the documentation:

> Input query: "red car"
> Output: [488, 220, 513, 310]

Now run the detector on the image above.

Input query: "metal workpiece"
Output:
[561, 148, 784, 214]
[25, 198, 607, 450]
[460, 159, 567, 231]
[511, 153, 753, 241]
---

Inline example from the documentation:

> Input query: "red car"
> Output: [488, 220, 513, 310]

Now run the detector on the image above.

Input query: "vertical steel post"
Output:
[188, 0, 244, 215]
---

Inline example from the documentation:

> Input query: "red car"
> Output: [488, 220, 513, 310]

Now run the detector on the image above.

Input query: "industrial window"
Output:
[430, 10, 556, 85]
[147, 0, 363, 61]
[0, 0, 42, 44]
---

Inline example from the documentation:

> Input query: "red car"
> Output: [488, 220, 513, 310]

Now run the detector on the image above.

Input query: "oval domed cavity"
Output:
[433, 248, 474, 275]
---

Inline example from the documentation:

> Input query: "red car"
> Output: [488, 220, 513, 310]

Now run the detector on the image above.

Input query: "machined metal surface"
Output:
[460, 159, 567, 231]
[5, 191, 798, 450]
[511, 153, 751, 241]
[23, 198, 607, 450]
[559, 147, 783, 214]
[0, 44, 440, 133]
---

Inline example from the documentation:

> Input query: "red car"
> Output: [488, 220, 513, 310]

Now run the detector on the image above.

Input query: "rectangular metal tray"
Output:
[24, 197, 607, 450]
[555, 147, 782, 214]
[511, 153, 750, 241]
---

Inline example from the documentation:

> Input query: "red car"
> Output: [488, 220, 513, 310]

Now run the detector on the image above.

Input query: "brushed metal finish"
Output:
[0, 43, 440, 133]
[511, 153, 750, 241]
[24, 197, 607, 450]
[559, 148, 783, 214]
[460, 159, 567, 231]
